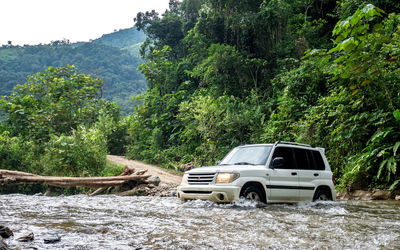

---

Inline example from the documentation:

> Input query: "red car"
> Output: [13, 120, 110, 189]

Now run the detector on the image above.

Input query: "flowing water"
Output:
[1, 194, 400, 249]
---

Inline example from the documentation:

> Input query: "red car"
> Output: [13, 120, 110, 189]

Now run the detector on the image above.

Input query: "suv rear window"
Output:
[294, 148, 311, 170]
[312, 150, 326, 170]
[293, 148, 326, 170]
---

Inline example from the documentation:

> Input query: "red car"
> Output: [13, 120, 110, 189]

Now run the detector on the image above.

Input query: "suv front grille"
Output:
[188, 173, 216, 185]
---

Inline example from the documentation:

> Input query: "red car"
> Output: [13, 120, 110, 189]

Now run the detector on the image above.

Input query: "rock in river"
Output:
[146, 175, 161, 186]
[44, 234, 61, 244]
[0, 236, 9, 250]
[0, 226, 13, 238]
[16, 232, 34, 242]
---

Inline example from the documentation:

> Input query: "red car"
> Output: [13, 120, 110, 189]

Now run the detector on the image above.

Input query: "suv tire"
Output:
[241, 186, 264, 202]
[313, 189, 332, 201]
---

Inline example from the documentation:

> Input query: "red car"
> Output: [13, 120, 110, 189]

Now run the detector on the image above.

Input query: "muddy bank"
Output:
[107, 155, 182, 186]
[337, 189, 400, 201]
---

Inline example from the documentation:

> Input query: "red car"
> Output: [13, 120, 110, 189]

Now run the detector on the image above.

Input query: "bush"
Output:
[0, 131, 39, 172]
[41, 126, 108, 177]
[94, 114, 130, 155]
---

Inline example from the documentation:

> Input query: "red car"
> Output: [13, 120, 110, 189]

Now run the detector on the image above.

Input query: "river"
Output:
[1, 194, 399, 249]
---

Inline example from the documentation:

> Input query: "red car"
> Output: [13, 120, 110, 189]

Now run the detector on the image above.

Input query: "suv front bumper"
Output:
[177, 184, 241, 203]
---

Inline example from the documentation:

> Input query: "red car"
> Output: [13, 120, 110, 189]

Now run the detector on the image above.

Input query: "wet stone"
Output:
[371, 190, 391, 200]
[0, 226, 13, 239]
[16, 232, 34, 242]
[146, 176, 161, 186]
[0, 236, 9, 250]
[43, 235, 61, 244]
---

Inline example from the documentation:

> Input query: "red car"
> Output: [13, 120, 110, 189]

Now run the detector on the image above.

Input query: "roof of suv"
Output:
[238, 141, 325, 154]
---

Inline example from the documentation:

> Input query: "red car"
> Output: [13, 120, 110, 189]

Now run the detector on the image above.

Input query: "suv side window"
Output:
[311, 150, 326, 170]
[306, 150, 316, 170]
[271, 147, 294, 169]
[294, 148, 311, 170]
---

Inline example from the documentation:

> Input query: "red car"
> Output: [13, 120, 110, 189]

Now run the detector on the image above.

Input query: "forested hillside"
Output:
[0, 28, 146, 115]
[127, 0, 400, 190]
[93, 27, 146, 48]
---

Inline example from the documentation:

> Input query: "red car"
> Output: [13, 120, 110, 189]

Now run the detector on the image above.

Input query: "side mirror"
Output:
[216, 160, 221, 165]
[270, 157, 285, 169]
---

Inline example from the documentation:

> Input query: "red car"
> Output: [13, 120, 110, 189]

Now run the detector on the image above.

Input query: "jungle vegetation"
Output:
[1, 0, 399, 192]
[128, 0, 400, 190]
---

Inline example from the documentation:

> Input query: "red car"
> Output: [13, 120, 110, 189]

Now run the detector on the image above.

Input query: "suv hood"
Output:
[186, 165, 265, 174]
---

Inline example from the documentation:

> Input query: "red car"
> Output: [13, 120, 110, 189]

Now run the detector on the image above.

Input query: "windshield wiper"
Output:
[233, 162, 255, 165]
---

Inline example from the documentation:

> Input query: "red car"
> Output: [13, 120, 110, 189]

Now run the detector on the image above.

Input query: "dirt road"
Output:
[107, 155, 182, 186]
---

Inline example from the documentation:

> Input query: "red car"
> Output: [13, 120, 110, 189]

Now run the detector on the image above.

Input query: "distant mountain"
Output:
[0, 27, 147, 115]
[93, 27, 146, 48]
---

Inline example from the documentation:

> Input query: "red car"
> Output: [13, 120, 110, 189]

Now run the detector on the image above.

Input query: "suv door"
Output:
[294, 148, 318, 201]
[267, 146, 299, 202]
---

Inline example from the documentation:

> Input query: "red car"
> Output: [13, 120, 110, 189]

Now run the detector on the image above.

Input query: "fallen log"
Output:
[8, 174, 151, 183]
[135, 169, 148, 175]
[0, 165, 161, 197]
[0, 167, 152, 191]
[45, 181, 127, 188]
[88, 166, 145, 196]
[89, 187, 108, 196]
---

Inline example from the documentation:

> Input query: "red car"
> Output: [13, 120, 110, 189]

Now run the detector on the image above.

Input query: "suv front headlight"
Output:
[216, 172, 240, 183]
[181, 173, 189, 184]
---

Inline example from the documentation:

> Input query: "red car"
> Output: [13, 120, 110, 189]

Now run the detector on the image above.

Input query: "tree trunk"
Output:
[0, 168, 152, 190]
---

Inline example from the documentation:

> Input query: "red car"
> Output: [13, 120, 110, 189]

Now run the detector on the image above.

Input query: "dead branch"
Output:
[0, 170, 39, 177]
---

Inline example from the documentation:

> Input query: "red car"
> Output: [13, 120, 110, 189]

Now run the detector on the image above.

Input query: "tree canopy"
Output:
[128, 0, 400, 190]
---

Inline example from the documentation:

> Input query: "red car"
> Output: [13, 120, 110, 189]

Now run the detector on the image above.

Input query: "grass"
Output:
[100, 161, 126, 176]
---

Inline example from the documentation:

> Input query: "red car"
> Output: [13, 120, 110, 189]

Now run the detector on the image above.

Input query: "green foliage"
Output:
[100, 162, 126, 177]
[0, 66, 128, 182]
[0, 131, 38, 172]
[337, 0, 400, 19]
[0, 65, 111, 141]
[190, 44, 256, 97]
[177, 93, 266, 165]
[41, 126, 107, 177]
[94, 114, 130, 155]
[296, 5, 400, 189]
[128, 0, 338, 167]
[128, 1, 400, 190]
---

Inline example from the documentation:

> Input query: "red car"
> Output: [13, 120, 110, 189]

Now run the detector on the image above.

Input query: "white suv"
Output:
[177, 141, 336, 203]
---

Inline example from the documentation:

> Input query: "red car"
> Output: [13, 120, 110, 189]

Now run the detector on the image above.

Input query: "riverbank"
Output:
[337, 189, 400, 201]
[105, 155, 181, 197]
[106, 155, 182, 186]
[0, 156, 181, 197]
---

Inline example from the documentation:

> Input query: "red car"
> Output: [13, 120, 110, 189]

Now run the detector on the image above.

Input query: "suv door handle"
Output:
[291, 172, 297, 176]
[314, 173, 319, 177]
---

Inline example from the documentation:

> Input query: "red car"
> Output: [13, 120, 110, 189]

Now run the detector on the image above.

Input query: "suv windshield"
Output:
[220, 145, 272, 166]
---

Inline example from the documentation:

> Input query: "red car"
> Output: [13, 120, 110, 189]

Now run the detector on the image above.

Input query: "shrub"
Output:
[0, 131, 39, 172]
[41, 126, 108, 177]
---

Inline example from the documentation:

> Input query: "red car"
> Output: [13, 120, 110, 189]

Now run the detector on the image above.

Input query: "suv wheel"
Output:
[241, 186, 263, 202]
[313, 189, 331, 201]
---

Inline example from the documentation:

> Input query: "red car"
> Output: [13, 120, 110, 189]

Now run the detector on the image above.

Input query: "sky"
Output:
[0, 0, 170, 46]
